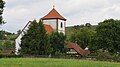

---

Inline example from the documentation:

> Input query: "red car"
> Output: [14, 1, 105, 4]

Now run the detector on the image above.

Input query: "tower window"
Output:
[61, 22, 63, 28]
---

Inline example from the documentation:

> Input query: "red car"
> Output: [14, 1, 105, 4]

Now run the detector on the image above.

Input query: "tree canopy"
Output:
[20, 20, 51, 55]
[0, 0, 5, 25]
[50, 32, 66, 55]
[0, 0, 5, 40]
[70, 27, 95, 49]
[95, 19, 120, 54]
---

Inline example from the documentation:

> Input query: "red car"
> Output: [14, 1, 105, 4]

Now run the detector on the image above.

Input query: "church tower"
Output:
[15, 6, 66, 55]
[41, 6, 66, 34]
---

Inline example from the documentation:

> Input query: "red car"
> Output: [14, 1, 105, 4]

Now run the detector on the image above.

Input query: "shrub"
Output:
[89, 52, 97, 56]
[0, 54, 22, 58]
[113, 55, 120, 62]
[3, 41, 14, 50]
[96, 50, 112, 61]
[54, 51, 65, 56]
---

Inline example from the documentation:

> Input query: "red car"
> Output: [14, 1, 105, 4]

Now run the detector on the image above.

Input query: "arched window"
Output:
[61, 22, 63, 28]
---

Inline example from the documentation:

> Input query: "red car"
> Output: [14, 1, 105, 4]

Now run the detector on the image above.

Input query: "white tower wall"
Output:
[58, 19, 66, 34]
[43, 19, 57, 30]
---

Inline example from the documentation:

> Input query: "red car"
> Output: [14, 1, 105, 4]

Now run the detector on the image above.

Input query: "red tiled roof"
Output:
[0, 50, 15, 54]
[41, 8, 66, 21]
[44, 24, 53, 33]
[67, 43, 86, 56]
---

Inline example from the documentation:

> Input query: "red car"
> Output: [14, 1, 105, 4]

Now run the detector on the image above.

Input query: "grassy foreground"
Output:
[0, 58, 120, 67]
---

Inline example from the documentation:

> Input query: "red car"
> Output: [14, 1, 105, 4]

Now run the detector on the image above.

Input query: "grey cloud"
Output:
[1, 0, 120, 33]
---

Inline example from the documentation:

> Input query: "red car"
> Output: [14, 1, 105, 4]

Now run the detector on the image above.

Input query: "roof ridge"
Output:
[41, 8, 66, 21]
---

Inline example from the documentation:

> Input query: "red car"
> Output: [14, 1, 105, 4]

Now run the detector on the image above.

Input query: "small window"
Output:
[61, 22, 63, 28]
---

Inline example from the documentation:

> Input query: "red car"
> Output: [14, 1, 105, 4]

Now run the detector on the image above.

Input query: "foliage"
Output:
[89, 34, 98, 52]
[7, 34, 17, 40]
[79, 24, 85, 28]
[73, 25, 80, 29]
[0, 40, 14, 50]
[50, 32, 66, 55]
[0, 30, 14, 40]
[0, 54, 22, 58]
[96, 49, 112, 61]
[1, 40, 14, 50]
[70, 27, 95, 49]
[0, 0, 5, 25]
[85, 23, 91, 27]
[20, 20, 51, 55]
[0, 0, 5, 40]
[65, 26, 75, 41]
[0, 41, 2, 50]
[95, 19, 120, 54]
[0, 30, 6, 40]
[17, 29, 21, 35]
[0, 58, 120, 67]
[113, 55, 120, 62]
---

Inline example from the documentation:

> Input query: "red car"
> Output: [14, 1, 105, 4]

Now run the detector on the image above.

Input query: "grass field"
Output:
[0, 58, 120, 67]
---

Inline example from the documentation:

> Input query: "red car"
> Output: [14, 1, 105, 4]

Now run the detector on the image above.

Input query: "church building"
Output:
[15, 7, 67, 54]
[41, 7, 66, 34]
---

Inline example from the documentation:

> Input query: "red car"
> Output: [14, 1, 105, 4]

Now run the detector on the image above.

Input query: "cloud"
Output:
[1, 0, 120, 33]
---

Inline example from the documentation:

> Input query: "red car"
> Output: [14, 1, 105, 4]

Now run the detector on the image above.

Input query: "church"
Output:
[15, 7, 67, 54]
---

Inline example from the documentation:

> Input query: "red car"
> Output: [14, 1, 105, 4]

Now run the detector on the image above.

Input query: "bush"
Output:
[0, 54, 22, 58]
[54, 51, 65, 56]
[89, 52, 97, 56]
[96, 50, 112, 61]
[3, 41, 14, 50]
[113, 55, 120, 62]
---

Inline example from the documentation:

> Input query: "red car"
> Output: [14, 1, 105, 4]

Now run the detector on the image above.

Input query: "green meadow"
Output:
[0, 58, 120, 67]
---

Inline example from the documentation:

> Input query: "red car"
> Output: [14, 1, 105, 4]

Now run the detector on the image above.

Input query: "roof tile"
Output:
[67, 43, 86, 56]
[44, 24, 53, 33]
[42, 8, 66, 21]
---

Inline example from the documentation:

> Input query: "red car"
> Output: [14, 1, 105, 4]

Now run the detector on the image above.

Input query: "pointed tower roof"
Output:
[41, 7, 66, 21]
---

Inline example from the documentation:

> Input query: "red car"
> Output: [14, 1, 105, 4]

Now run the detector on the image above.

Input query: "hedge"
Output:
[0, 54, 22, 58]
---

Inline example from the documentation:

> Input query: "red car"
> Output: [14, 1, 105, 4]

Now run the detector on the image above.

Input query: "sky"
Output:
[1, 0, 120, 33]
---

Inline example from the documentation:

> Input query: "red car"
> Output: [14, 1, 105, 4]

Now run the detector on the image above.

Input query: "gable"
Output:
[41, 8, 66, 21]
[67, 43, 86, 56]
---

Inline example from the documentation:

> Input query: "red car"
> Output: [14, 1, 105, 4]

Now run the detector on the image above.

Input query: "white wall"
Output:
[58, 19, 66, 34]
[43, 19, 57, 30]
[15, 33, 22, 54]
[15, 22, 31, 54]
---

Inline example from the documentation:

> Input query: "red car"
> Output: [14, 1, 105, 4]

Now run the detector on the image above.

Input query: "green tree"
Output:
[0, 0, 5, 40]
[20, 20, 51, 55]
[95, 19, 120, 54]
[0, 41, 2, 50]
[70, 27, 95, 49]
[1, 41, 14, 50]
[85, 23, 91, 27]
[89, 35, 98, 52]
[0, 0, 5, 25]
[17, 29, 21, 35]
[0, 30, 6, 40]
[50, 32, 66, 55]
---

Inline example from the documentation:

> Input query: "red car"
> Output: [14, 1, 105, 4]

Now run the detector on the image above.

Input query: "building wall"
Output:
[58, 19, 66, 34]
[15, 33, 22, 54]
[43, 19, 57, 30]
[15, 21, 31, 54]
